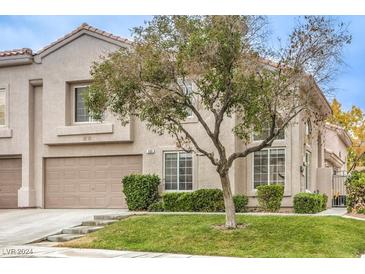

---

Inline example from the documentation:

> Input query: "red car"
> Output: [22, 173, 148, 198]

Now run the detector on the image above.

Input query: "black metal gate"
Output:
[332, 172, 348, 207]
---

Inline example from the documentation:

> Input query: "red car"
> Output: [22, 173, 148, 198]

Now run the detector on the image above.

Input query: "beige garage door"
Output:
[0, 158, 22, 209]
[45, 155, 142, 208]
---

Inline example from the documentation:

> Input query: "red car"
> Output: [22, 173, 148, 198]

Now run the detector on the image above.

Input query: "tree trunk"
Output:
[220, 173, 237, 228]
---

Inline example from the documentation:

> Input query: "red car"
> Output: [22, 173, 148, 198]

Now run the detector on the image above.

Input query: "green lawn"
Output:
[63, 214, 365, 258]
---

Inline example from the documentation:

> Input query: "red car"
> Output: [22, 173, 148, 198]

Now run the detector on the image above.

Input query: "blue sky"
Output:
[0, 15, 363, 111]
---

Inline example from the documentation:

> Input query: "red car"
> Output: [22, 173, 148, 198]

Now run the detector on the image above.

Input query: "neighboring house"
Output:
[323, 123, 352, 173]
[0, 23, 342, 210]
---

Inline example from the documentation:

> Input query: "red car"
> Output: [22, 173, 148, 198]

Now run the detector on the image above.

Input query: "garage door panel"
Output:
[79, 170, 91, 179]
[94, 169, 108, 179]
[79, 183, 91, 192]
[94, 183, 107, 192]
[0, 158, 22, 209]
[95, 157, 109, 166]
[0, 195, 17, 208]
[45, 155, 142, 208]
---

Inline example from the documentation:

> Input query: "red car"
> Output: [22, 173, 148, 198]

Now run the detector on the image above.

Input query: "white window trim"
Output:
[163, 151, 193, 192]
[252, 147, 286, 190]
[72, 84, 100, 125]
[304, 150, 312, 190]
[0, 85, 9, 128]
[251, 127, 286, 142]
[177, 79, 195, 119]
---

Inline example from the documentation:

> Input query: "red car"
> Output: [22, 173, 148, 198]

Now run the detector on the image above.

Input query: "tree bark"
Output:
[220, 173, 237, 228]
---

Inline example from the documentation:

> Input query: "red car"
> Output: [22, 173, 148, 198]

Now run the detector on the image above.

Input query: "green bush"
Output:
[162, 192, 194, 212]
[233, 195, 249, 212]
[162, 189, 248, 212]
[322, 194, 328, 211]
[122, 174, 160, 211]
[256, 184, 284, 212]
[346, 171, 365, 213]
[191, 189, 225, 212]
[293, 193, 327, 214]
[147, 200, 165, 212]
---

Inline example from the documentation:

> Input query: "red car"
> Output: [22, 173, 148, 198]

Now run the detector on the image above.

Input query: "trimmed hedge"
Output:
[293, 193, 328, 214]
[322, 194, 328, 211]
[346, 171, 365, 213]
[147, 200, 165, 212]
[191, 189, 225, 212]
[256, 184, 284, 212]
[162, 189, 248, 212]
[163, 192, 194, 212]
[233, 195, 249, 212]
[122, 174, 160, 211]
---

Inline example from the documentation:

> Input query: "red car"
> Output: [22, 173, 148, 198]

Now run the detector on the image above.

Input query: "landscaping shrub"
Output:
[256, 184, 284, 212]
[322, 194, 328, 211]
[162, 189, 249, 212]
[191, 189, 225, 212]
[162, 192, 194, 212]
[122, 174, 160, 211]
[346, 171, 365, 213]
[233, 195, 249, 212]
[293, 193, 327, 214]
[148, 200, 165, 212]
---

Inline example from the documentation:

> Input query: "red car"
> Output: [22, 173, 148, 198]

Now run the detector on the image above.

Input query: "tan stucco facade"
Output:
[0, 24, 347, 209]
[323, 123, 352, 173]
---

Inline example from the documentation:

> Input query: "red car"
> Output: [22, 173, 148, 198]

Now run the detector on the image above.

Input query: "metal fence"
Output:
[332, 171, 348, 207]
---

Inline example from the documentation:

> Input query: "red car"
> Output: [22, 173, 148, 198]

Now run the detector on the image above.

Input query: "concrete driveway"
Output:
[0, 209, 129, 246]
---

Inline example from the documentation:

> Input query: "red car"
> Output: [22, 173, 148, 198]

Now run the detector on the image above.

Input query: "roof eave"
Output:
[306, 75, 332, 117]
[0, 55, 33, 67]
[34, 26, 132, 64]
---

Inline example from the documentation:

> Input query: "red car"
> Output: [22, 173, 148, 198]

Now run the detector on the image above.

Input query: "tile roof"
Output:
[36, 23, 132, 55]
[0, 23, 132, 59]
[0, 48, 33, 57]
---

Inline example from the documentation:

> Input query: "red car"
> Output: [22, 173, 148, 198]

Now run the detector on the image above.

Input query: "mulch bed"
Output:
[346, 213, 365, 219]
[213, 223, 249, 232]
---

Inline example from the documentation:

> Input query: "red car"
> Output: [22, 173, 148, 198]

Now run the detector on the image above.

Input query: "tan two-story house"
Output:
[0, 23, 348, 210]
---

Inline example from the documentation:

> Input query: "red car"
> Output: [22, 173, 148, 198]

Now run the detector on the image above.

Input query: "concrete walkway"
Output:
[0, 209, 130, 246]
[0, 245, 222, 258]
[316, 208, 347, 216]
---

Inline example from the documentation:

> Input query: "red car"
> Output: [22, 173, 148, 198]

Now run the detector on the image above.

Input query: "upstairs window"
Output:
[253, 121, 285, 141]
[74, 86, 94, 123]
[177, 79, 193, 117]
[0, 87, 6, 126]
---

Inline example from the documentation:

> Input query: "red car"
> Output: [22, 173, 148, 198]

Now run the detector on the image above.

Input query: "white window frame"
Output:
[72, 85, 98, 124]
[163, 151, 193, 192]
[0, 85, 9, 127]
[304, 151, 311, 190]
[252, 147, 286, 190]
[252, 126, 286, 142]
[177, 79, 194, 119]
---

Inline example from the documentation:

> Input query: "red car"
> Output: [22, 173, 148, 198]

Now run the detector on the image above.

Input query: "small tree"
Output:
[328, 99, 365, 172]
[85, 16, 350, 228]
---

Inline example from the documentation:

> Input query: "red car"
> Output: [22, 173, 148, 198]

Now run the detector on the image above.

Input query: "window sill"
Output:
[163, 189, 194, 192]
[181, 116, 198, 124]
[0, 127, 12, 138]
[56, 123, 113, 136]
[247, 189, 291, 197]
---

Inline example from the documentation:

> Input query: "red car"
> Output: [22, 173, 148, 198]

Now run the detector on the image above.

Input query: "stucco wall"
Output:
[324, 127, 348, 171]
[0, 31, 329, 208]
[0, 33, 237, 207]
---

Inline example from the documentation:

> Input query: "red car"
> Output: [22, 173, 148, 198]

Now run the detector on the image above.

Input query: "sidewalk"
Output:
[0, 245, 226, 258]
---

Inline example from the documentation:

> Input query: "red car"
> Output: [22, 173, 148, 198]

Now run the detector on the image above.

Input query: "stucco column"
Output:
[18, 153, 36, 207]
[18, 82, 37, 207]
